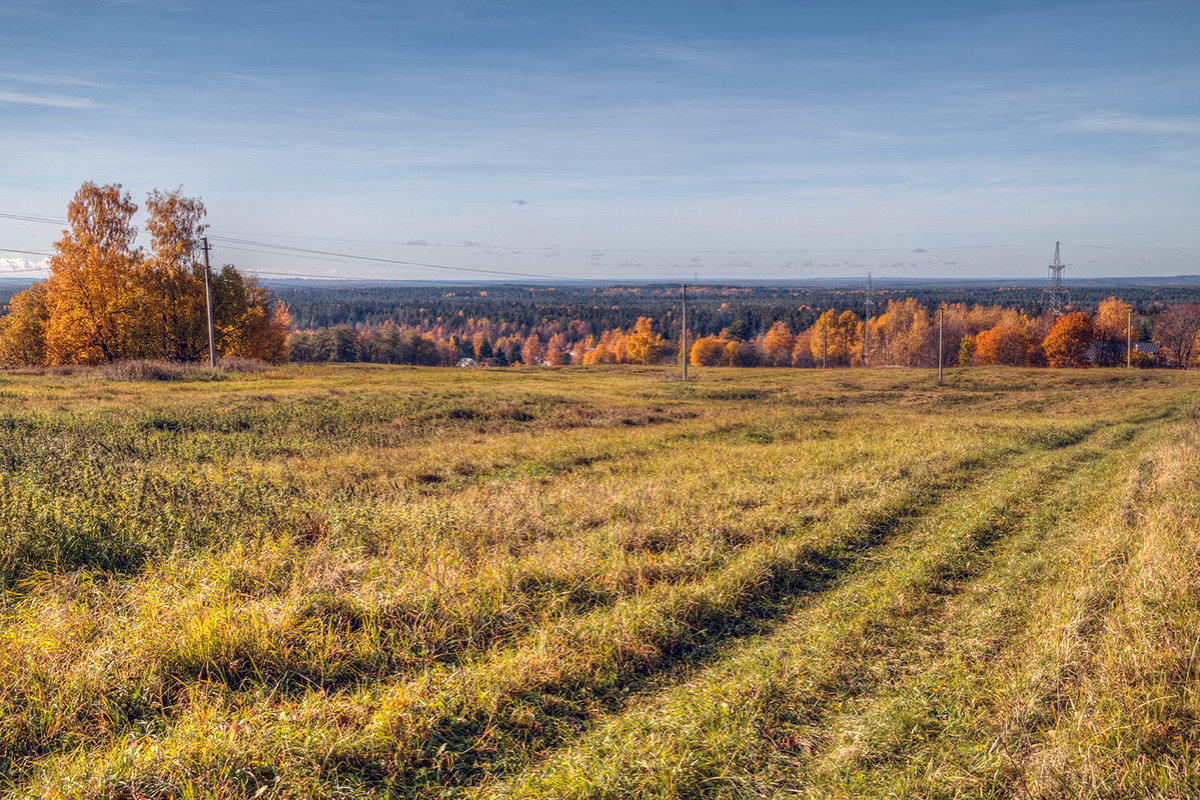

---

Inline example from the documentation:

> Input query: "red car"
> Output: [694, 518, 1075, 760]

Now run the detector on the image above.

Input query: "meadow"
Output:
[0, 364, 1198, 798]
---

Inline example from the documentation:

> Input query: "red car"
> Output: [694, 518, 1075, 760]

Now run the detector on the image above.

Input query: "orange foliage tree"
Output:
[689, 336, 725, 366]
[1151, 304, 1200, 366]
[1093, 296, 1131, 366]
[973, 324, 1032, 366]
[44, 182, 144, 364]
[521, 334, 545, 365]
[761, 321, 794, 366]
[545, 332, 568, 365]
[625, 317, 665, 364]
[808, 309, 861, 366]
[142, 188, 209, 360]
[0, 182, 291, 366]
[872, 298, 933, 366]
[0, 283, 49, 366]
[1042, 312, 1095, 368]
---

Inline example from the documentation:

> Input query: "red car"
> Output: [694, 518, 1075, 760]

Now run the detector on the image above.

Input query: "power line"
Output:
[0, 210, 1051, 256]
[209, 235, 588, 282]
[0, 211, 64, 225]
[210, 229, 1049, 256]
[5, 205, 1199, 265]
[0, 247, 51, 257]
[1065, 242, 1200, 260]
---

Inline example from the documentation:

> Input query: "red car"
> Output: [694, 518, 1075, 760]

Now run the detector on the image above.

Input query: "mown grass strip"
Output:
[807, 420, 1200, 800]
[35, 438, 1025, 798]
[466, 420, 1141, 799]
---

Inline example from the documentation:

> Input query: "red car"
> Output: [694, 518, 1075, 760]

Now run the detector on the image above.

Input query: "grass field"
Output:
[1, 364, 1199, 799]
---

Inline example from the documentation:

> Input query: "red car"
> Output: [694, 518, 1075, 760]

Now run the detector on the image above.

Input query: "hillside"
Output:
[1, 365, 1198, 798]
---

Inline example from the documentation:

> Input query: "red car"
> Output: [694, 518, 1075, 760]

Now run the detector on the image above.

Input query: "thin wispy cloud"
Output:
[0, 72, 104, 88]
[1067, 111, 1200, 136]
[617, 38, 737, 69]
[0, 90, 96, 108]
[229, 73, 273, 88]
[1, 0, 1196, 280]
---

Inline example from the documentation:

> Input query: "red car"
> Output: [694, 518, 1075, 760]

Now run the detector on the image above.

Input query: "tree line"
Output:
[0, 183, 290, 366]
[4, 184, 1200, 369]
[284, 297, 1200, 369]
[276, 282, 1200, 333]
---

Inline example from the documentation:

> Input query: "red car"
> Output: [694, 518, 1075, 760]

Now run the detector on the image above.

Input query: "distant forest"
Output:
[6, 278, 1200, 369]
[273, 282, 1200, 337]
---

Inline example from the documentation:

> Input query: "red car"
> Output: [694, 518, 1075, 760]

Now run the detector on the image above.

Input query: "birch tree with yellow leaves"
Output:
[43, 182, 145, 364]
[0, 182, 291, 366]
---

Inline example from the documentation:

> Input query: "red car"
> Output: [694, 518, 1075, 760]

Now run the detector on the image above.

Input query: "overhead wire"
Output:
[4, 207, 1199, 278]
[0, 247, 51, 257]
[1065, 243, 1200, 260]
[210, 228, 1047, 256]
[210, 235, 602, 282]
[0, 211, 65, 226]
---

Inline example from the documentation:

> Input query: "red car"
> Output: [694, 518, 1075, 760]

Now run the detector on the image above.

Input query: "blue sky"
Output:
[1, 0, 1197, 281]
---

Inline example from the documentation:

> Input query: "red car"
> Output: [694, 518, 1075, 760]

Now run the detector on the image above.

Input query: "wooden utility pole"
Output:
[201, 236, 216, 368]
[681, 283, 688, 380]
[937, 304, 944, 385]
[1127, 307, 1132, 368]
[863, 272, 872, 367]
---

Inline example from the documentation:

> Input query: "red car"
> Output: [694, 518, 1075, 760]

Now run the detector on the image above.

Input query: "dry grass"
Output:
[0, 365, 1196, 798]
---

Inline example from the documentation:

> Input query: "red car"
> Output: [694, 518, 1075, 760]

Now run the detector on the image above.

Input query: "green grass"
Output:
[0, 365, 1197, 798]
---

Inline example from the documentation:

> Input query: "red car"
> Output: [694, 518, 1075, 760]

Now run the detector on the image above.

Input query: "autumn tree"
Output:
[957, 335, 975, 367]
[836, 310, 862, 366]
[689, 336, 725, 367]
[215, 269, 291, 363]
[761, 321, 794, 366]
[1042, 312, 1095, 368]
[1094, 297, 1131, 341]
[1092, 296, 1131, 366]
[604, 328, 629, 363]
[723, 339, 758, 366]
[545, 332, 568, 365]
[809, 310, 838, 366]
[791, 330, 815, 367]
[43, 182, 144, 363]
[7, 183, 292, 366]
[1152, 304, 1200, 367]
[974, 324, 1032, 366]
[0, 283, 49, 366]
[809, 309, 861, 366]
[142, 188, 209, 360]
[873, 298, 933, 366]
[582, 340, 614, 365]
[625, 316, 664, 364]
[575, 335, 596, 364]
[521, 334, 545, 365]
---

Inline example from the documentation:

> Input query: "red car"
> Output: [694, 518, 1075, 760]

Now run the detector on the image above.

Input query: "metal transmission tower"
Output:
[1044, 241, 1070, 316]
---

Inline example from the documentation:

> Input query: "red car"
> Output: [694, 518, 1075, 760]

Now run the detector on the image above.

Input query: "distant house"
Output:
[1088, 341, 1161, 366]
[456, 358, 478, 368]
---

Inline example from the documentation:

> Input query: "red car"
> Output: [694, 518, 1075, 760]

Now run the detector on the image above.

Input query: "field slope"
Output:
[1, 365, 1198, 799]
